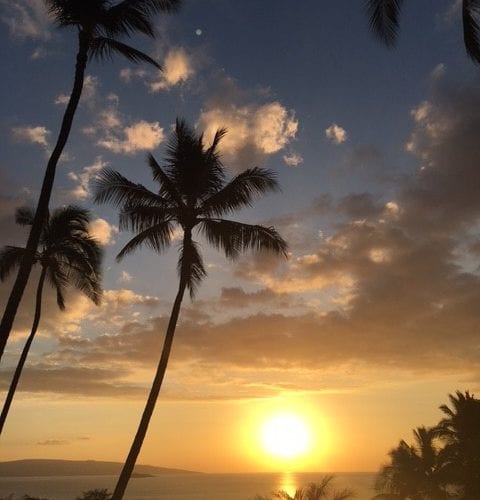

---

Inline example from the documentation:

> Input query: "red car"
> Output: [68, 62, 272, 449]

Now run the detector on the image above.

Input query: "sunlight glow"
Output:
[261, 413, 311, 459]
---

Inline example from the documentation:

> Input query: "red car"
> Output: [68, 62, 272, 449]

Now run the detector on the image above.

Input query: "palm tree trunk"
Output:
[0, 32, 89, 362]
[0, 267, 46, 435]
[111, 274, 188, 500]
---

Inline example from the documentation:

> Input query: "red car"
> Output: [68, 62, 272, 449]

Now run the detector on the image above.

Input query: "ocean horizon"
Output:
[0, 472, 376, 499]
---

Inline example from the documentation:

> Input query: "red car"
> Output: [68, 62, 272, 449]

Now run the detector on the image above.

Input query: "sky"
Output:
[1, 0, 480, 475]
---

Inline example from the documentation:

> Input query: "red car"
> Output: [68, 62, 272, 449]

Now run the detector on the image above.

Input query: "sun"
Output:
[260, 413, 311, 459]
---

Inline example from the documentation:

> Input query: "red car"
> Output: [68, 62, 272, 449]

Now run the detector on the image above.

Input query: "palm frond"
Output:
[46, 261, 69, 310]
[116, 222, 174, 261]
[119, 204, 174, 232]
[163, 119, 226, 206]
[67, 265, 102, 306]
[332, 489, 355, 500]
[463, 0, 480, 63]
[89, 37, 161, 69]
[367, 0, 404, 47]
[147, 153, 185, 208]
[199, 219, 288, 259]
[0, 246, 28, 281]
[178, 237, 206, 298]
[200, 167, 280, 217]
[102, 1, 155, 38]
[15, 206, 35, 226]
[94, 168, 168, 208]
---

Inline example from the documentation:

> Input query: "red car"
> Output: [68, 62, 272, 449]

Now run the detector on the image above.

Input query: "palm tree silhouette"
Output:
[0, 0, 182, 361]
[373, 426, 448, 500]
[254, 476, 355, 500]
[367, 0, 480, 63]
[0, 206, 102, 434]
[438, 390, 480, 498]
[94, 119, 288, 499]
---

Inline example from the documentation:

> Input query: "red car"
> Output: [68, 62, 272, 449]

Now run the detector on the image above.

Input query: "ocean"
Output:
[0, 472, 376, 499]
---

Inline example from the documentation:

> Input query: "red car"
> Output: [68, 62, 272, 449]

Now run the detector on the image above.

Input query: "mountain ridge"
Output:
[0, 459, 200, 477]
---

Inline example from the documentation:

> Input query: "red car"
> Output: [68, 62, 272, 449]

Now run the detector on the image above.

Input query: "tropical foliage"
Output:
[0, 0, 182, 361]
[366, 0, 480, 63]
[253, 475, 355, 500]
[373, 391, 480, 499]
[0, 206, 102, 434]
[94, 119, 288, 499]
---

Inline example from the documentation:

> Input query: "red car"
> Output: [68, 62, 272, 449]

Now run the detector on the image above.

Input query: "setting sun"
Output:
[261, 413, 311, 459]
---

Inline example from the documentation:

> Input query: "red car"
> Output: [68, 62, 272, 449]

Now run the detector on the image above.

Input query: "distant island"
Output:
[0, 459, 200, 477]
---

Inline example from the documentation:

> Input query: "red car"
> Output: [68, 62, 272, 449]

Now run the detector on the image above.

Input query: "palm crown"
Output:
[45, 0, 182, 67]
[95, 119, 288, 296]
[0, 206, 102, 309]
[0, 205, 102, 434]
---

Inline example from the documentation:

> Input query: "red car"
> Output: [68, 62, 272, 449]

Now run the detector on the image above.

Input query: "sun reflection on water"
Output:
[278, 472, 298, 497]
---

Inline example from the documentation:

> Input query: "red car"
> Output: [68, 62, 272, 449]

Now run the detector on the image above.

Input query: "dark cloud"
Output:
[0, 364, 146, 398]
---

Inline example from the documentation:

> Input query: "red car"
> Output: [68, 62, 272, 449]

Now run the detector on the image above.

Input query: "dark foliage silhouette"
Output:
[75, 490, 111, 500]
[0, 0, 182, 362]
[367, 0, 480, 63]
[94, 119, 288, 499]
[438, 391, 480, 498]
[373, 426, 449, 499]
[374, 391, 480, 499]
[0, 206, 102, 434]
[253, 475, 355, 500]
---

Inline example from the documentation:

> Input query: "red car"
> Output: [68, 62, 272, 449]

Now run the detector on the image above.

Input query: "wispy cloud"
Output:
[12, 125, 50, 147]
[67, 156, 108, 201]
[150, 48, 194, 91]
[88, 218, 118, 246]
[0, 0, 50, 40]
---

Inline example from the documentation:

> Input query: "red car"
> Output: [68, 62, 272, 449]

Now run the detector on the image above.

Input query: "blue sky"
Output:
[1, 0, 480, 474]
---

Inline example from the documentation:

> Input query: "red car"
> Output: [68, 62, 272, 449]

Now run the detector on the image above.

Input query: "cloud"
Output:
[67, 157, 108, 201]
[55, 75, 98, 107]
[88, 218, 118, 246]
[198, 102, 298, 171]
[283, 151, 304, 167]
[402, 83, 480, 233]
[0, 0, 50, 40]
[97, 120, 165, 154]
[150, 48, 194, 91]
[5, 82, 480, 401]
[325, 123, 348, 144]
[118, 271, 133, 284]
[12, 126, 50, 147]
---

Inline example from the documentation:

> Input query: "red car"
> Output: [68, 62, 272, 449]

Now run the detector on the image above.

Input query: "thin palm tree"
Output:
[438, 391, 480, 498]
[94, 119, 288, 499]
[367, 0, 480, 63]
[373, 426, 449, 500]
[0, 206, 102, 434]
[0, 0, 182, 361]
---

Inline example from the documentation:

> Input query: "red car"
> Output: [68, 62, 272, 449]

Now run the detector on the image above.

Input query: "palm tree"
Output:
[254, 476, 355, 500]
[367, 0, 480, 63]
[373, 426, 449, 500]
[0, 206, 102, 434]
[0, 0, 183, 361]
[94, 119, 288, 499]
[438, 391, 480, 498]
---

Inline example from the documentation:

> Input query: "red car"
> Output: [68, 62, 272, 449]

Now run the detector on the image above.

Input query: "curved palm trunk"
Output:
[0, 32, 89, 361]
[112, 274, 188, 500]
[0, 267, 46, 435]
